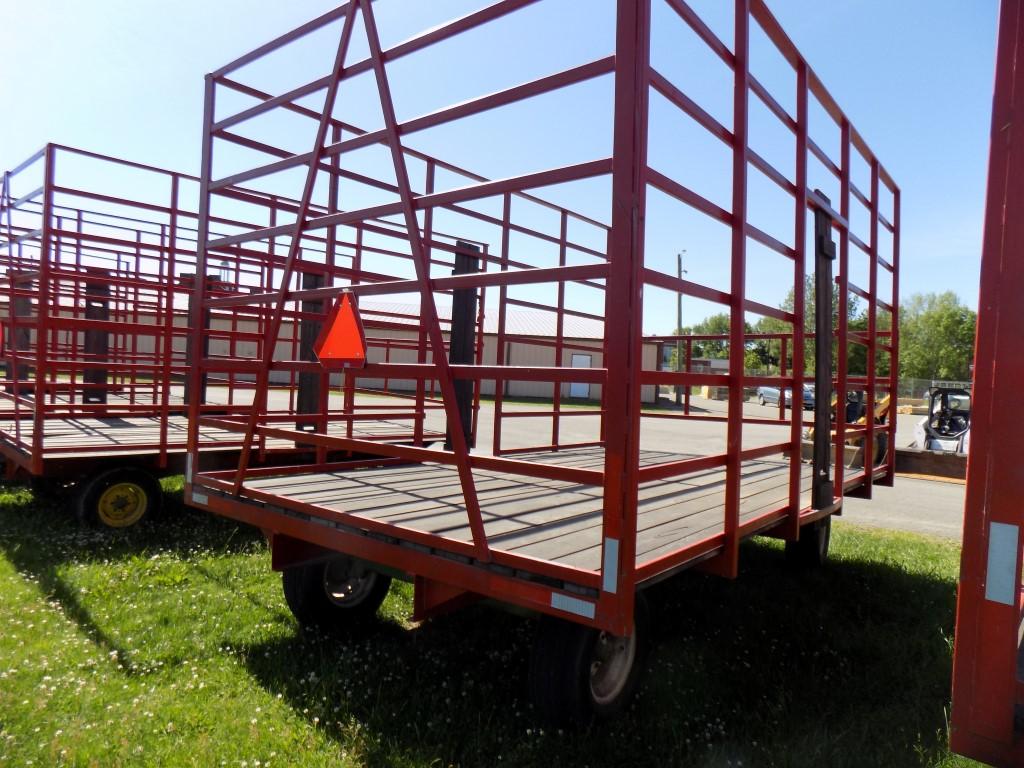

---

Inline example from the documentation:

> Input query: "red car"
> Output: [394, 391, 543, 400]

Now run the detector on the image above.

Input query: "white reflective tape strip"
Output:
[550, 592, 596, 620]
[185, 454, 193, 484]
[602, 537, 619, 594]
[191, 491, 208, 506]
[985, 522, 1019, 606]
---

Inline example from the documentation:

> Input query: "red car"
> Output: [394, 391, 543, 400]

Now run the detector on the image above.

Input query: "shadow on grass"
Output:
[239, 533, 959, 768]
[0, 477, 262, 564]
[0, 477, 961, 766]
[0, 478, 264, 670]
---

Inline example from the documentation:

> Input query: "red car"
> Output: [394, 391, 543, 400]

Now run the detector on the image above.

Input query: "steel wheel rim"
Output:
[589, 628, 637, 705]
[97, 482, 147, 528]
[322, 558, 377, 607]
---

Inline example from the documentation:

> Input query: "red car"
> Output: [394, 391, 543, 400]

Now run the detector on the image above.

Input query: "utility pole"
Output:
[675, 250, 686, 405]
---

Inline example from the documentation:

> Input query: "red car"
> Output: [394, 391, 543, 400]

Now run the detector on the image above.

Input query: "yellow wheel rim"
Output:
[97, 482, 148, 528]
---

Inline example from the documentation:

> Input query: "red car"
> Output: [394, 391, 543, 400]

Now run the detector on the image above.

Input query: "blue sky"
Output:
[0, 1, 999, 332]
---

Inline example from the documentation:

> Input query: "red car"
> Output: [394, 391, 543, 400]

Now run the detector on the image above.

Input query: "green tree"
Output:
[898, 292, 976, 381]
[668, 312, 748, 368]
[750, 275, 860, 375]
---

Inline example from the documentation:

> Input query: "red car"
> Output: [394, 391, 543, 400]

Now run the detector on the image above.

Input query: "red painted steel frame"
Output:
[0, 144, 448, 480]
[0, 144, 203, 475]
[950, 1, 1024, 763]
[185, 0, 900, 635]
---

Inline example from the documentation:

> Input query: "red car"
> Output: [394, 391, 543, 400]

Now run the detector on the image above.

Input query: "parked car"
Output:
[756, 384, 815, 409]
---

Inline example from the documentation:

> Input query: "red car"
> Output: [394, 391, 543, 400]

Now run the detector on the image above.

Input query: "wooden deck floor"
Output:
[241, 446, 812, 573]
[0, 392, 184, 413]
[0, 416, 430, 459]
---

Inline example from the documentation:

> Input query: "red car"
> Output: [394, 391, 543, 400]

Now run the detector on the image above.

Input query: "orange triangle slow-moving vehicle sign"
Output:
[313, 292, 367, 369]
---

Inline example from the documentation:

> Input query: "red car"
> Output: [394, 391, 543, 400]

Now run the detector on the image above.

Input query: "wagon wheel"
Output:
[529, 593, 650, 725]
[785, 515, 831, 568]
[282, 555, 392, 632]
[76, 467, 161, 529]
[30, 475, 70, 505]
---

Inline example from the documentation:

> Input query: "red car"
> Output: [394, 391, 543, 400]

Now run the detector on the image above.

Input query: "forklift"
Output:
[912, 386, 971, 453]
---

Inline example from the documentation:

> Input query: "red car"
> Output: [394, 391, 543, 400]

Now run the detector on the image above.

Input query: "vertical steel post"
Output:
[812, 196, 836, 511]
[320, 121, 342, 461]
[343, 227, 362, 440]
[862, 158, 881, 492]
[7, 275, 31, 395]
[834, 121, 851, 492]
[600, 0, 650, 632]
[552, 211, 567, 447]
[184, 273, 212, 407]
[717, 0, 750, 579]
[416, 161, 435, 446]
[492, 193, 512, 456]
[675, 251, 683, 405]
[684, 337, 692, 415]
[884, 186, 901, 486]
[158, 174, 179, 469]
[296, 271, 326, 439]
[445, 241, 480, 451]
[31, 145, 55, 473]
[788, 59, 807, 525]
[186, 75, 217, 489]
[82, 268, 110, 404]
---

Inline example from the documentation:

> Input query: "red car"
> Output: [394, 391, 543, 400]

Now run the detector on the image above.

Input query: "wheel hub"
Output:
[97, 482, 148, 528]
[322, 558, 377, 607]
[589, 628, 637, 705]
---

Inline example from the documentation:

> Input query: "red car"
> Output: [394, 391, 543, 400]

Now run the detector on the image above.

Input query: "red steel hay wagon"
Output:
[0, 144, 453, 527]
[185, 0, 899, 722]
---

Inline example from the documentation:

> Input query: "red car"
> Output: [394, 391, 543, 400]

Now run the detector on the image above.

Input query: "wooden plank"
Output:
[0, 411, 423, 460]
[547, 464, 806, 567]
[238, 447, 818, 575]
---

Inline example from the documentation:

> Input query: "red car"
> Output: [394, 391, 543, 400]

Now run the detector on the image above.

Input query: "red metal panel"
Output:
[0, 146, 212, 474]
[950, 1, 1024, 763]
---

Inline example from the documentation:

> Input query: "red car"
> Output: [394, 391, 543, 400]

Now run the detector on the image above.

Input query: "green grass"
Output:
[0, 480, 980, 767]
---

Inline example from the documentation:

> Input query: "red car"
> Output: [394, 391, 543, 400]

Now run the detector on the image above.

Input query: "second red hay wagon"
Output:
[185, 0, 899, 722]
[0, 143, 456, 526]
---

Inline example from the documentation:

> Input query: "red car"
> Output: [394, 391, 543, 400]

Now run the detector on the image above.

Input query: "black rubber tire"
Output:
[785, 515, 832, 568]
[282, 556, 391, 632]
[758, 395, 766, 406]
[30, 476, 69, 503]
[529, 593, 650, 726]
[75, 467, 161, 529]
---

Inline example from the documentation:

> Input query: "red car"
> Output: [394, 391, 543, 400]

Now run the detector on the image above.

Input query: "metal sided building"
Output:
[184, 0, 899, 721]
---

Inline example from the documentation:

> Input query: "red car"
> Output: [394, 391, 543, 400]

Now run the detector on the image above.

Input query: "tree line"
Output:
[670, 279, 977, 382]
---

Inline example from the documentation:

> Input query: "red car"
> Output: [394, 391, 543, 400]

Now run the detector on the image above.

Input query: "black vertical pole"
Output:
[296, 271, 325, 434]
[82, 268, 110, 404]
[184, 273, 211, 406]
[813, 193, 836, 510]
[446, 241, 480, 450]
[6, 273, 32, 392]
